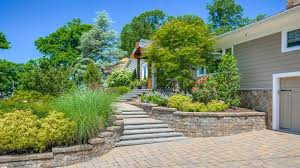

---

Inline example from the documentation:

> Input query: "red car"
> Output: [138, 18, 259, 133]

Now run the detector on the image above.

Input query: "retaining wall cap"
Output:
[173, 111, 194, 116]
[152, 106, 177, 112]
[0, 152, 54, 163]
[113, 120, 124, 126]
[106, 126, 121, 132]
[88, 138, 104, 145]
[190, 111, 266, 117]
[52, 145, 92, 154]
[99, 131, 113, 138]
[141, 103, 158, 107]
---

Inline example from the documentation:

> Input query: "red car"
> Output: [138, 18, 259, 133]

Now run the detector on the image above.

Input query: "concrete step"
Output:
[120, 132, 183, 140]
[124, 119, 164, 125]
[124, 124, 169, 130]
[122, 112, 147, 115]
[120, 109, 144, 112]
[123, 115, 149, 118]
[115, 137, 187, 147]
[123, 128, 175, 135]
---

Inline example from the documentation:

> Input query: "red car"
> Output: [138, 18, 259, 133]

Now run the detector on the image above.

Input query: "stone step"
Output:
[122, 112, 147, 115]
[124, 124, 168, 130]
[120, 109, 144, 112]
[123, 128, 175, 135]
[122, 115, 149, 118]
[124, 119, 164, 125]
[115, 137, 187, 147]
[120, 132, 183, 140]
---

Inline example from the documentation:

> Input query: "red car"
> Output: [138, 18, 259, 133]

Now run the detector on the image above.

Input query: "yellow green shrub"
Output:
[38, 112, 75, 152]
[182, 102, 207, 112]
[0, 110, 40, 153]
[167, 94, 192, 110]
[0, 110, 75, 154]
[206, 100, 229, 112]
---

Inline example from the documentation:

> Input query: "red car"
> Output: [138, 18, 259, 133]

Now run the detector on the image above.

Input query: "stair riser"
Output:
[124, 124, 168, 130]
[123, 130, 174, 135]
[120, 134, 183, 140]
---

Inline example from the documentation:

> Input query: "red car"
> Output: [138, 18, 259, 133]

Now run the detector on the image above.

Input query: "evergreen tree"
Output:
[83, 62, 101, 86]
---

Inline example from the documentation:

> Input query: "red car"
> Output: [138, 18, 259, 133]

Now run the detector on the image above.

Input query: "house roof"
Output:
[131, 39, 152, 59]
[216, 5, 300, 49]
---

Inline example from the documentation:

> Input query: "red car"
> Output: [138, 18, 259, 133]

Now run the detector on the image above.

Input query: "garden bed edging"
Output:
[128, 102, 266, 137]
[0, 106, 124, 168]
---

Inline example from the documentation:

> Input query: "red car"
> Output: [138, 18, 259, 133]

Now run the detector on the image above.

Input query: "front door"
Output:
[280, 77, 300, 132]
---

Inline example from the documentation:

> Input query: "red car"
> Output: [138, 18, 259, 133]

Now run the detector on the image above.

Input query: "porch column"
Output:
[137, 58, 140, 80]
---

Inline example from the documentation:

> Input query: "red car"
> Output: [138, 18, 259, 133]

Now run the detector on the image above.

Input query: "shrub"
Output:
[19, 65, 75, 96]
[107, 69, 131, 87]
[206, 100, 229, 112]
[167, 94, 192, 110]
[10, 90, 53, 103]
[0, 90, 53, 118]
[192, 76, 218, 104]
[216, 54, 240, 106]
[38, 112, 75, 152]
[0, 110, 40, 153]
[181, 102, 207, 112]
[0, 110, 76, 154]
[51, 90, 117, 144]
[141, 92, 168, 106]
[83, 62, 101, 86]
[107, 86, 130, 95]
[130, 79, 147, 89]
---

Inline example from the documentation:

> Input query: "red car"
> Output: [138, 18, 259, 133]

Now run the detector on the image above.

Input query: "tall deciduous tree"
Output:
[207, 0, 267, 35]
[35, 19, 91, 66]
[0, 32, 10, 49]
[78, 11, 125, 75]
[145, 16, 215, 91]
[120, 10, 166, 54]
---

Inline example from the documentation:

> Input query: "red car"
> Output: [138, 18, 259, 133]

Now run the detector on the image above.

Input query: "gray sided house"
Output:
[216, 2, 300, 132]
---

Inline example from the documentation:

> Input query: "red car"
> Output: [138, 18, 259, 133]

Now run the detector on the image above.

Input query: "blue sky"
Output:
[0, 0, 286, 63]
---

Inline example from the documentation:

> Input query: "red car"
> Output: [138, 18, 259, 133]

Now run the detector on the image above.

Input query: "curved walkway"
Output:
[67, 130, 300, 168]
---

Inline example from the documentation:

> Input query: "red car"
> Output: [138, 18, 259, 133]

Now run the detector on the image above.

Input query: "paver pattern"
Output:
[67, 130, 300, 168]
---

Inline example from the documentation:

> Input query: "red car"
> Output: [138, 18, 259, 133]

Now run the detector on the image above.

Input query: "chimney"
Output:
[287, 0, 300, 9]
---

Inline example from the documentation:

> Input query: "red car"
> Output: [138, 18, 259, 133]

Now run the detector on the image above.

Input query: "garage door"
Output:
[280, 77, 300, 132]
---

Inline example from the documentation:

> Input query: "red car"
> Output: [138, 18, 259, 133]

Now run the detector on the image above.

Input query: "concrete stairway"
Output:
[115, 108, 186, 147]
[119, 89, 149, 102]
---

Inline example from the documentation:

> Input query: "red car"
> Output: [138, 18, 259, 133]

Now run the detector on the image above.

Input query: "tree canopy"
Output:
[0, 32, 10, 49]
[78, 11, 125, 77]
[120, 10, 166, 54]
[207, 0, 267, 35]
[145, 16, 215, 91]
[35, 18, 92, 66]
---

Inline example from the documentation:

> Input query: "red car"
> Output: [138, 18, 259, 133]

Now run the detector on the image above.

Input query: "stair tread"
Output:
[123, 128, 175, 135]
[124, 119, 164, 125]
[124, 124, 168, 130]
[123, 115, 149, 118]
[116, 137, 187, 146]
[122, 112, 147, 115]
[120, 132, 183, 140]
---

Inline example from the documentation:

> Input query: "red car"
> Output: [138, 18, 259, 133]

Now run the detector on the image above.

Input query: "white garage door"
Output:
[280, 77, 300, 132]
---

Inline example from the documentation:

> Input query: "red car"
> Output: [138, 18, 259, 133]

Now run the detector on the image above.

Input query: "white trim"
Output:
[272, 71, 300, 130]
[281, 26, 300, 52]
[216, 5, 300, 49]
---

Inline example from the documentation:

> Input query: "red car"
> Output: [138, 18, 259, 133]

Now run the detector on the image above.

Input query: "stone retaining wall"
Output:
[129, 102, 266, 137]
[239, 90, 272, 129]
[0, 108, 124, 168]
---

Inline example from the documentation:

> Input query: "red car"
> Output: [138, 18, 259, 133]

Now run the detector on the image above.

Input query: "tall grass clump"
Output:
[51, 89, 117, 144]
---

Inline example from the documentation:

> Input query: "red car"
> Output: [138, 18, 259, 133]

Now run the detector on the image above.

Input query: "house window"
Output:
[282, 28, 300, 52]
[142, 63, 148, 80]
[196, 67, 206, 77]
[225, 48, 232, 55]
[196, 66, 217, 78]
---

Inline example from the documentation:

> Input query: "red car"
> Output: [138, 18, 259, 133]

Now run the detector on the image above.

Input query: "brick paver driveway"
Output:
[68, 130, 300, 168]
